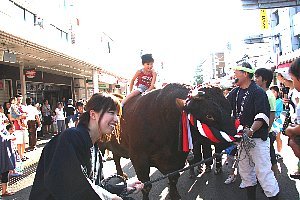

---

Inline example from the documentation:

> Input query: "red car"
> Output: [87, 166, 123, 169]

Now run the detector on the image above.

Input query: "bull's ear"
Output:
[176, 98, 185, 111]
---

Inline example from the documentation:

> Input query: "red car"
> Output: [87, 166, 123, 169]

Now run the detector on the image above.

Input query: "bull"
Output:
[100, 83, 236, 200]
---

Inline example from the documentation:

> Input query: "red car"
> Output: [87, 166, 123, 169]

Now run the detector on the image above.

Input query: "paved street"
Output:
[1, 134, 300, 200]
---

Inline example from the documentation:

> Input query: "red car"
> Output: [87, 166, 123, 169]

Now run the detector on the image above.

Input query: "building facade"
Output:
[0, 0, 127, 106]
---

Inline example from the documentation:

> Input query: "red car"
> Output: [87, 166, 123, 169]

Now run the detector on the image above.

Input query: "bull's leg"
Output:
[113, 154, 128, 179]
[130, 155, 151, 200]
[168, 173, 181, 200]
[136, 166, 152, 200]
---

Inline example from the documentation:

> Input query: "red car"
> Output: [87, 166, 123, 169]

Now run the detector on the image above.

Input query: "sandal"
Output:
[290, 172, 300, 179]
[224, 175, 236, 184]
[10, 172, 22, 177]
[1, 191, 15, 197]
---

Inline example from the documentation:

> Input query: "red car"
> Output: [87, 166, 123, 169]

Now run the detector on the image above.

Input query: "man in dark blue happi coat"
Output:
[227, 62, 279, 200]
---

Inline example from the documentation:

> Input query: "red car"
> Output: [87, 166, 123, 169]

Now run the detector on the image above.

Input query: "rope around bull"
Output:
[143, 152, 223, 187]
[121, 152, 224, 198]
[236, 132, 256, 167]
[123, 132, 256, 198]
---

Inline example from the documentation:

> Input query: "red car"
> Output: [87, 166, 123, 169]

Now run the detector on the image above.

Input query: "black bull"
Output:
[99, 83, 236, 200]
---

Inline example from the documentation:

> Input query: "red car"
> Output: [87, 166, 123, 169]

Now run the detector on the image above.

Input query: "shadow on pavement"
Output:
[1, 185, 32, 200]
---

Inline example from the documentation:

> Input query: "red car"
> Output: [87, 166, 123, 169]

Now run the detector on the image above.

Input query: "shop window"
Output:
[296, 6, 300, 14]
[272, 10, 279, 27]
[292, 35, 300, 50]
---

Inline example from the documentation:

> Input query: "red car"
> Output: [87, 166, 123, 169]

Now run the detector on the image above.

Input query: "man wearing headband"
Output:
[227, 62, 280, 199]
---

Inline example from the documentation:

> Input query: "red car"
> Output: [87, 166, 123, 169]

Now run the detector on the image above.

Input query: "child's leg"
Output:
[53, 124, 58, 134]
[21, 143, 25, 157]
[276, 132, 282, 152]
[17, 144, 22, 158]
[1, 171, 9, 194]
[121, 90, 141, 106]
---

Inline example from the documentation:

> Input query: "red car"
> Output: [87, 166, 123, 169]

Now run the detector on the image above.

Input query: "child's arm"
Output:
[146, 71, 157, 92]
[129, 70, 141, 92]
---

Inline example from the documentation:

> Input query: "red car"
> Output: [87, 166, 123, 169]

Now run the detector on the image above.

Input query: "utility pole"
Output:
[212, 52, 215, 79]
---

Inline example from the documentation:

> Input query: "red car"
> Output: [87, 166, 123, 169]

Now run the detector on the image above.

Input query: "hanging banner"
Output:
[260, 9, 269, 30]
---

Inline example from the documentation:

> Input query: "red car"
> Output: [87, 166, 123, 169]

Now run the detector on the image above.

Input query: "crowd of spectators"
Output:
[0, 96, 86, 197]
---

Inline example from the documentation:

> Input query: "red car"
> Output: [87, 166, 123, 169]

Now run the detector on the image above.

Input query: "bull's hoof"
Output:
[169, 192, 181, 200]
[142, 196, 150, 200]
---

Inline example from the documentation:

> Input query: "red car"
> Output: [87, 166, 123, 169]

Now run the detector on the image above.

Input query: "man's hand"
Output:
[289, 137, 300, 158]
[285, 125, 300, 158]
[127, 179, 144, 194]
[244, 127, 254, 137]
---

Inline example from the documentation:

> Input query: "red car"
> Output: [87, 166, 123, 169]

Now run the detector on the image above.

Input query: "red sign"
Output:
[0, 80, 3, 90]
[25, 70, 36, 78]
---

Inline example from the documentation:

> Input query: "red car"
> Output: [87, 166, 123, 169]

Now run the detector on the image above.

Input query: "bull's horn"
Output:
[198, 91, 205, 96]
[191, 90, 205, 99]
[175, 98, 185, 111]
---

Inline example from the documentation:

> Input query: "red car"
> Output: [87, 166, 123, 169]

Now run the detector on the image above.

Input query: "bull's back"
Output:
[121, 84, 189, 171]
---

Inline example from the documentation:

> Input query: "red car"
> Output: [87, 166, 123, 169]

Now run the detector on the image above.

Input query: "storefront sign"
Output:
[25, 69, 36, 78]
[99, 83, 109, 89]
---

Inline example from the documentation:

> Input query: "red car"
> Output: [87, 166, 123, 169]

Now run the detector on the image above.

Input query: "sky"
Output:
[77, 0, 261, 84]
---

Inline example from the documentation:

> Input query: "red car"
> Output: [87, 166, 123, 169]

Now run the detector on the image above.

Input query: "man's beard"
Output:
[234, 78, 239, 84]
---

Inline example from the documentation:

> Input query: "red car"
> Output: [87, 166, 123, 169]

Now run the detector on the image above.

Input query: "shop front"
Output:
[0, 63, 72, 106]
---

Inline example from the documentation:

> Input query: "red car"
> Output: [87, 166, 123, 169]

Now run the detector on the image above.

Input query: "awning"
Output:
[277, 62, 292, 69]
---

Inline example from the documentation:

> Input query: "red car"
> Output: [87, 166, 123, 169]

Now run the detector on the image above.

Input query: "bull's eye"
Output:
[206, 115, 215, 121]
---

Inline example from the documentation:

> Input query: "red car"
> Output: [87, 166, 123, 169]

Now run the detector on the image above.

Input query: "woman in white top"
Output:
[55, 102, 66, 135]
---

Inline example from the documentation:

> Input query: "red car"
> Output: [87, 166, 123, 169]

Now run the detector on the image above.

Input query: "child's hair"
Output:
[255, 68, 273, 87]
[270, 85, 279, 93]
[289, 57, 300, 80]
[270, 85, 280, 99]
[141, 54, 154, 64]
[75, 101, 84, 108]
[6, 123, 13, 131]
[79, 93, 121, 129]
[26, 97, 33, 106]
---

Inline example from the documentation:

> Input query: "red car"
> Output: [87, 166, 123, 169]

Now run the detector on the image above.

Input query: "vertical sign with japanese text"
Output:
[260, 9, 269, 30]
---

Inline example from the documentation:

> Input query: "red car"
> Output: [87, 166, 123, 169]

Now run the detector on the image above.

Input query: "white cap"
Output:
[275, 68, 292, 81]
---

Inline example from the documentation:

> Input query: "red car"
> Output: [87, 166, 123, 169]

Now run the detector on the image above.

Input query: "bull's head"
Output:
[176, 87, 236, 136]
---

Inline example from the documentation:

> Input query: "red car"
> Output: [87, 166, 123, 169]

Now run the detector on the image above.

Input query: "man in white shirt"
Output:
[25, 98, 40, 150]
